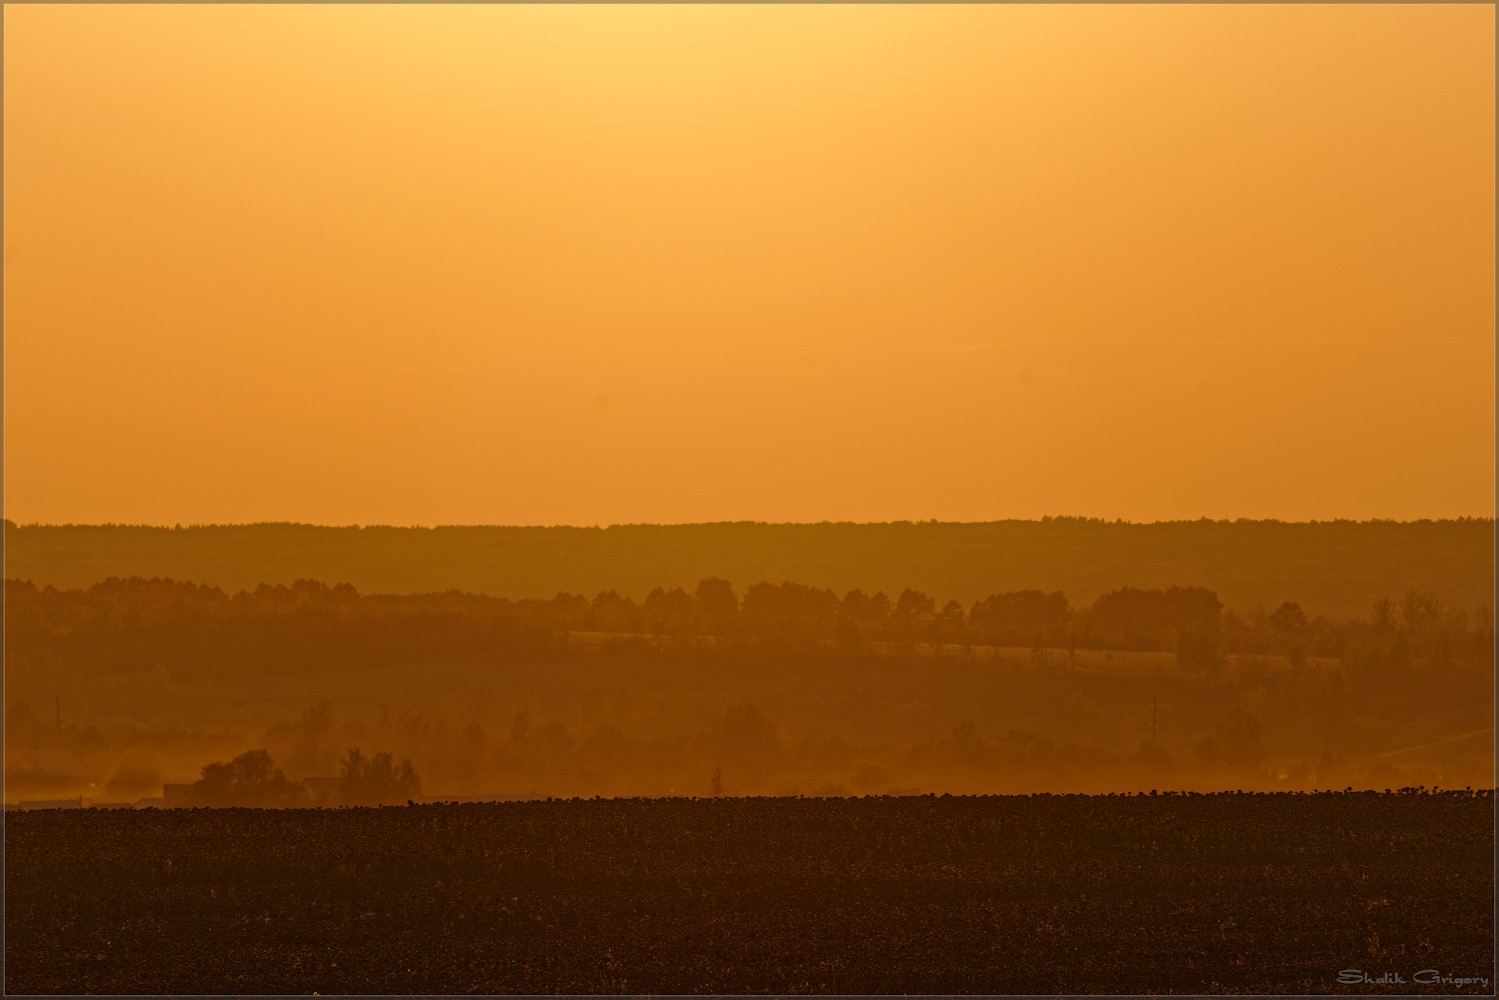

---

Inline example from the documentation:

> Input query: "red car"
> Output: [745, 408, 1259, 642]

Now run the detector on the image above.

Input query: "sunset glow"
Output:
[4, 10, 1495, 994]
[5, 4, 1493, 525]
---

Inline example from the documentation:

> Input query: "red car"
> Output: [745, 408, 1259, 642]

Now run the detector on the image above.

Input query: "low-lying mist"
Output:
[5, 577, 1492, 804]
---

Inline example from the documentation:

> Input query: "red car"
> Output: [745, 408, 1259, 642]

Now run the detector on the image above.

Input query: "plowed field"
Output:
[6, 792, 1493, 994]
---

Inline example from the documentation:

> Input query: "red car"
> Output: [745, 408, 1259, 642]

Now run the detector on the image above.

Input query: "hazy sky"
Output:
[4, 5, 1493, 526]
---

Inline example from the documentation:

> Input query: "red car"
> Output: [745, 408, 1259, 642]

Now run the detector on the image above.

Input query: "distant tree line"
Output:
[179, 747, 421, 807]
[6, 517, 1493, 622]
[6, 575, 1492, 678]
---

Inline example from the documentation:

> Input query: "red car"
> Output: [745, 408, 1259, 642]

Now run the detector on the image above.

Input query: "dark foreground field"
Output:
[6, 793, 1495, 995]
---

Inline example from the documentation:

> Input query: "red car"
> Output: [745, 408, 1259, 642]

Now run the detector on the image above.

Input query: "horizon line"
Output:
[4, 515, 1495, 531]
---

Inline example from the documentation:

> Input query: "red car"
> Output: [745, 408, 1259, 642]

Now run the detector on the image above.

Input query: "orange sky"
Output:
[3, 5, 1493, 526]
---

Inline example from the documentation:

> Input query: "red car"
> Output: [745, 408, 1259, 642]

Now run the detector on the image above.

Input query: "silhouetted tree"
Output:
[191, 749, 303, 807]
[694, 578, 739, 633]
[969, 590, 1071, 644]
[741, 581, 838, 637]
[894, 589, 935, 642]
[896, 589, 935, 620]
[589, 590, 639, 632]
[1269, 601, 1308, 634]
[1398, 589, 1444, 633]
[839, 589, 875, 624]
[642, 587, 694, 637]
[1087, 586, 1221, 650]
[936, 599, 966, 654]
[338, 747, 421, 806]
[551, 592, 588, 638]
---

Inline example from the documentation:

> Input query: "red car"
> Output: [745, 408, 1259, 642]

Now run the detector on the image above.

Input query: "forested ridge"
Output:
[5, 517, 1492, 619]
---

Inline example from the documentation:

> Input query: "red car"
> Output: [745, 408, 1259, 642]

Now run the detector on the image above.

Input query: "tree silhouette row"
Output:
[6, 575, 1491, 680]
